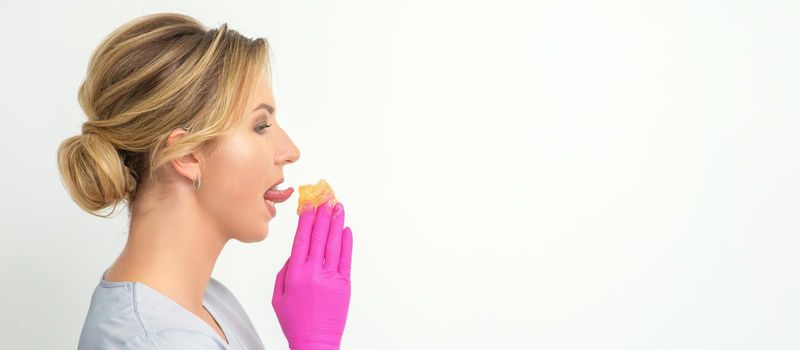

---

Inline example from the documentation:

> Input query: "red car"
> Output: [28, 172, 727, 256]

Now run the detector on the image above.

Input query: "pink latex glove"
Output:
[272, 200, 353, 350]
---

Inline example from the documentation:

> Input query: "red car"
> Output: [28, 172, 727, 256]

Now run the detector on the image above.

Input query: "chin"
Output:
[236, 227, 269, 243]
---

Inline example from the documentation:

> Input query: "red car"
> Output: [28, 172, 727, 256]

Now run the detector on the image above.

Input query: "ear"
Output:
[166, 128, 202, 185]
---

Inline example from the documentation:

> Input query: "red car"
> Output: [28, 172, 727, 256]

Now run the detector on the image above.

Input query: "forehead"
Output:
[250, 74, 275, 106]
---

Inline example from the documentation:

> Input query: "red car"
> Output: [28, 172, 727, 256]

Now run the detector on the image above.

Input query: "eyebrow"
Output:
[252, 103, 274, 115]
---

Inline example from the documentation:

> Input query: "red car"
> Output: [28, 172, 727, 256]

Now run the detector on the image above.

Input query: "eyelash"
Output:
[255, 122, 272, 134]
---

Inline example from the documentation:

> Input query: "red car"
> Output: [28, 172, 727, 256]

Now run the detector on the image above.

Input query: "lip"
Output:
[264, 200, 276, 217]
[268, 177, 285, 191]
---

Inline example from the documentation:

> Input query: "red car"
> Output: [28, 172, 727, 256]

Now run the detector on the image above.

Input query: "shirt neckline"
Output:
[99, 267, 235, 347]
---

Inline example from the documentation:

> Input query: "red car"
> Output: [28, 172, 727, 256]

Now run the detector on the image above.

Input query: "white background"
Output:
[1, 1, 799, 349]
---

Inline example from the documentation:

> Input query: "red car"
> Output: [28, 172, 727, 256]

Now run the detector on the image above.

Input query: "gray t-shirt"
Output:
[77, 268, 267, 350]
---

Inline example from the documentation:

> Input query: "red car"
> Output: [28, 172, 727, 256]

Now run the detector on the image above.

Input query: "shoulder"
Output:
[78, 281, 145, 349]
[78, 279, 227, 349]
[121, 329, 228, 349]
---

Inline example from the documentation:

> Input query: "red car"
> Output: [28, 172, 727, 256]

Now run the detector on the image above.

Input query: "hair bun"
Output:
[56, 132, 137, 217]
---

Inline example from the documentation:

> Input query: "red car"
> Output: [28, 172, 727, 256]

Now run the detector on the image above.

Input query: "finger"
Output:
[339, 226, 353, 278]
[272, 258, 289, 303]
[290, 203, 315, 264]
[309, 200, 334, 266]
[324, 202, 345, 271]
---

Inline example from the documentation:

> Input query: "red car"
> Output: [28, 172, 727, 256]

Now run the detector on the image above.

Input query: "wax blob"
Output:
[297, 179, 338, 215]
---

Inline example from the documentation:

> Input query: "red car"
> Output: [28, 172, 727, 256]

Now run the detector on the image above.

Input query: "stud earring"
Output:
[193, 174, 201, 190]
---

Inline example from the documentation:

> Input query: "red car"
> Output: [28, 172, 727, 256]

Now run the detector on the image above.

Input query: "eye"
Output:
[255, 122, 272, 134]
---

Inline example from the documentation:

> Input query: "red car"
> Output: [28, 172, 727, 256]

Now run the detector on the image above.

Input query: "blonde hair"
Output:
[56, 13, 271, 218]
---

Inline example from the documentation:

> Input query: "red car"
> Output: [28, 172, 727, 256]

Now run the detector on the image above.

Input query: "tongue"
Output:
[264, 187, 294, 202]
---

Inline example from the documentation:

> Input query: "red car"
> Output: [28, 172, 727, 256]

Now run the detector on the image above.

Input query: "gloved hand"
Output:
[272, 200, 353, 350]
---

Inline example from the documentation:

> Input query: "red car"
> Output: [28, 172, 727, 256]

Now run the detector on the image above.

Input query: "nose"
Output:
[277, 127, 300, 165]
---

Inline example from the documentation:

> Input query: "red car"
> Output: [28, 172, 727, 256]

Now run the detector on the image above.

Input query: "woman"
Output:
[57, 13, 354, 350]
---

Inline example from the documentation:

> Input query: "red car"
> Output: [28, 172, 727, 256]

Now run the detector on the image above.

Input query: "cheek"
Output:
[203, 138, 271, 222]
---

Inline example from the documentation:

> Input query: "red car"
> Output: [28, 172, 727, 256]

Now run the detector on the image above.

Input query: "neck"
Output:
[106, 187, 229, 315]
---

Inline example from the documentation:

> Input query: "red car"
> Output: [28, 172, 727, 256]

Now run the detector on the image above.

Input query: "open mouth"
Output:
[264, 184, 294, 206]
